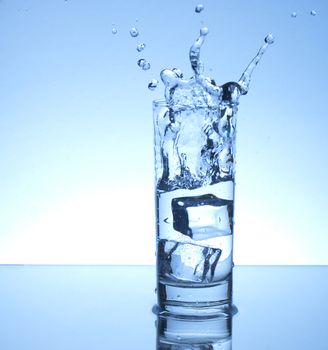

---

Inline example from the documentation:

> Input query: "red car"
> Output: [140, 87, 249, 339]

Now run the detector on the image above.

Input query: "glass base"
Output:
[157, 274, 235, 317]
[156, 311, 233, 349]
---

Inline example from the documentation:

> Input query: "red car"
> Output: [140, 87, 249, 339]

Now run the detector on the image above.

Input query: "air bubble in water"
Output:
[137, 43, 146, 52]
[195, 4, 204, 13]
[310, 10, 317, 16]
[148, 79, 159, 90]
[291, 12, 297, 18]
[130, 27, 139, 37]
[265, 34, 275, 45]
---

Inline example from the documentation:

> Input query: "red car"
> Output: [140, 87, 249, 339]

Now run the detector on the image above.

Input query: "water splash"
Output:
[148, 79, 159, 91]
[160, 28, 273, 111]
[238, 34, 274, 95]
[137, 43, 146, 52]
[195, 4, 204, 13]
[130, 27, 139, 37]
[189, 27, 209, 76]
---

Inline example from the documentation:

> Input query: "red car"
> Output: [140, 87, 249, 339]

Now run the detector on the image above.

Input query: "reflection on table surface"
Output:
[0, 265, 327, 349]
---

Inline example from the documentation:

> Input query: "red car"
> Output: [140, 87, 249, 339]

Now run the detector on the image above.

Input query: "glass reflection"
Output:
[156, 311, 234, 349]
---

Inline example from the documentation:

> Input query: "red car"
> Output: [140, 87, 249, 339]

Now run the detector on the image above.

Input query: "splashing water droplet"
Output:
[310, 10, 317, 16]
[148, 79, 159, 90]
[137, 43, 146, 52]
[138, 59, 151, 70]
[137, 59, 146, 67]
[142, 62, 151, 70]
[265, 33, 275, 44]
[112, 27, 118, 35]
[291, 12, 297, 18]
[200, 26, 209, 35]
[195, 4, 204, 13]
[130, 27, 139, 37]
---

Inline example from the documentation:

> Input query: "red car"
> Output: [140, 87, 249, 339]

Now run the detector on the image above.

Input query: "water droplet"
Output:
[137, 58, 146, 67]
[310, 10, 317, 16]
[143, 62, 151, 70]
[291, 12, 297, 18]
[130, 27, 139, 37]
[265, 33, 275, 44]
[195, 4, 204, 13]
[148, 79, 159, 90]
[138, 59, 151, 71]
[112, 27, 118, 35]
[200, 26, 209, 36]
[137, 43, 146, 52]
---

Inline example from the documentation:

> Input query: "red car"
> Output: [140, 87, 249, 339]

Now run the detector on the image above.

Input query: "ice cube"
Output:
[172, 194, 233, 240]
[158, 239, 222, 283]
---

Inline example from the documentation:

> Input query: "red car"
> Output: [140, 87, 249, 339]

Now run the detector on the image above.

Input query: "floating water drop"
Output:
[142, 62, 151, 70]
[112, 27, 118, 34]
[291, 12, 297, 18]
[137, 58, 146, 67]
[265, 33, 275, 45]
[200, 26, 209, 35]
[138, 59, 151, 70]
[130, 27, 139, 37]
[148, 79, 159, 90]
[195, 4, 204, 13]
[310, 10, 317, 16]
[137, 43, 146, 52]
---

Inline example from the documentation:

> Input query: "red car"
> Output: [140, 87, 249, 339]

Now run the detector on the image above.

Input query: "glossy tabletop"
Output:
[0, 265, 327, 349]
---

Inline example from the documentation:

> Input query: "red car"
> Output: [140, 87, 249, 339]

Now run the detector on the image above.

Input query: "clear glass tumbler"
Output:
[153, 88, 238, 316]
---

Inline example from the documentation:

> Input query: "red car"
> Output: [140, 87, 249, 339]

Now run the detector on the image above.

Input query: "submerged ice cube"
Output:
[172, 194, 233, 240]
[158, 239, 222, 283]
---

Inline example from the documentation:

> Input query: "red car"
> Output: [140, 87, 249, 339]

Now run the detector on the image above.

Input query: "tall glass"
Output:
[153, 89, 238, 316]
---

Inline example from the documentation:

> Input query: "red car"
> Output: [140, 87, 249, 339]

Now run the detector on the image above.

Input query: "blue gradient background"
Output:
[0, 0, 327, 264]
